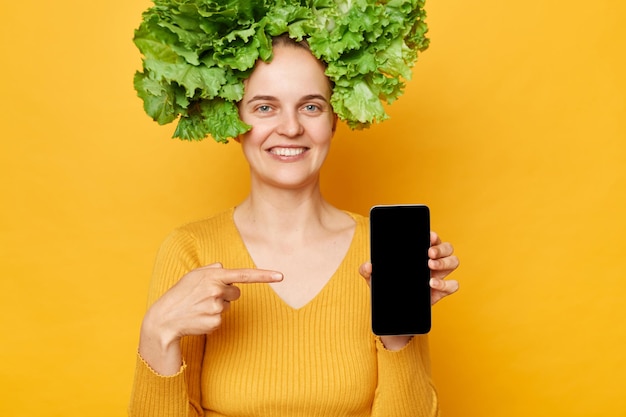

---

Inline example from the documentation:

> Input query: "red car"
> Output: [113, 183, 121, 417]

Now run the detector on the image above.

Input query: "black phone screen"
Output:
[370, 205, 431, 335]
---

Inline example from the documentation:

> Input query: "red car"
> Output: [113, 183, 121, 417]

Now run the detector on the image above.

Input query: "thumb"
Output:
[359, 261, 372, 287]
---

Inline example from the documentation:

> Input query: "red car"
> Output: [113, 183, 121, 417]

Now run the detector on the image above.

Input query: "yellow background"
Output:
[1, 0, 624, 415]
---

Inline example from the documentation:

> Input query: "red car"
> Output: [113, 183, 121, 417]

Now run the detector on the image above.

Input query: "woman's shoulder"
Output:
[343, 210, 369, 228]
[179, 207, 234, 229]
[165, 207, 236, 243]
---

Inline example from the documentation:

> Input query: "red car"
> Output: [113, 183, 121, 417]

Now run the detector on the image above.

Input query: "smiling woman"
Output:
[128, 34, 460, 417]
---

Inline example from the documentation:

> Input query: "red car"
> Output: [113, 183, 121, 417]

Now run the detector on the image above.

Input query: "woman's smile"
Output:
[267, 146, 309, 158]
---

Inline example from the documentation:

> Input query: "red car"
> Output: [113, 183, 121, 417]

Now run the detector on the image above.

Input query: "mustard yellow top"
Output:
[129, 208, 439, 417]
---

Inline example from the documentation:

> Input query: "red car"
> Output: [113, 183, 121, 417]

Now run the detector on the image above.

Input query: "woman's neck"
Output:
[234, 183, 343, 242]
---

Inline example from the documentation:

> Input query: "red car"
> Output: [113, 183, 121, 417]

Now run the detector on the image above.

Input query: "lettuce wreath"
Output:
[133, 0, 429, 143]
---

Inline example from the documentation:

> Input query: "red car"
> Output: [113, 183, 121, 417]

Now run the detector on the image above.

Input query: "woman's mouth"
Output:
[268, 147, 308, 157]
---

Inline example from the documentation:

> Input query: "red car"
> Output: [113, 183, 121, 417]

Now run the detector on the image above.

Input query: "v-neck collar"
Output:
[227, 207, 360, 312]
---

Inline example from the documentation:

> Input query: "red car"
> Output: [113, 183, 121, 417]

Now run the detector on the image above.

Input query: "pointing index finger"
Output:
[219, 268, 283, 285]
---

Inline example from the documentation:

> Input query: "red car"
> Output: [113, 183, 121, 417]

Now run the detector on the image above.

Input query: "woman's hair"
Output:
[271, 33, 312, 52]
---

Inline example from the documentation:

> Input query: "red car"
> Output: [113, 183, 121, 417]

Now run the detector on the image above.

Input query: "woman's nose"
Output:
[276, 110, 304, 137]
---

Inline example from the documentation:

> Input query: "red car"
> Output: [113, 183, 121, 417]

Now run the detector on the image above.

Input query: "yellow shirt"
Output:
[129, 208, 438, 417]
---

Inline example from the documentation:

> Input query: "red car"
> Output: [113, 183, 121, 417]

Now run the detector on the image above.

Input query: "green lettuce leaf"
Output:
[173, 99, 250, 143]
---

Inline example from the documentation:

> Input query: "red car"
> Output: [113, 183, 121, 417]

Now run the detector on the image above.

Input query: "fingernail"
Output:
[272, 272, 283, 280]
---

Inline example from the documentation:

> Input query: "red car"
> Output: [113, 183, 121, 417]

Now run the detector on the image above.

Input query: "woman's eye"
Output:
[304, 104, 320, 112]
[257, 105, 272, 113]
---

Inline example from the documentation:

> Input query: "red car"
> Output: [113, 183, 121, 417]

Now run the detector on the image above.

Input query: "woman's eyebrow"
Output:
[302, 94, 329, 103]
[246, 95, 278, 105]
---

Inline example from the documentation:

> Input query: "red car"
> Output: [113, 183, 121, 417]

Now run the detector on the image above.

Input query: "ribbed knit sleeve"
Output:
[372, 335, 439, 416]
[128, 355, 190, 417]
[129, 226, 207, 417]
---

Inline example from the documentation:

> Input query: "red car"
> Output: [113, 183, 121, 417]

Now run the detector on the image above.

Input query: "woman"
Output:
[129, 35, 460, 417]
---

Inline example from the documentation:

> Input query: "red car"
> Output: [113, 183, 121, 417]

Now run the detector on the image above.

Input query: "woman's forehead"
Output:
[244, 46, 332, 98]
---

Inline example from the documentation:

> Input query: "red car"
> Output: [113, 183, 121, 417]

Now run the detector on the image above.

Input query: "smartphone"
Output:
[369, 204, 431, 335]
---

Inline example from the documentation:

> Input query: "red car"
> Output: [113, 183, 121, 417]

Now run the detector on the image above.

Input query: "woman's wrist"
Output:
[378, 335, 413, 351]
[138, 310, 183, 376]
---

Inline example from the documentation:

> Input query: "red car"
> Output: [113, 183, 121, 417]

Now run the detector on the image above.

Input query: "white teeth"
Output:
[270, 147, 305, 156]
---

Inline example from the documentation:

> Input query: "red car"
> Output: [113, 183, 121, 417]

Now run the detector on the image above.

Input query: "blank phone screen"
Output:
[370, 205, 431, 335]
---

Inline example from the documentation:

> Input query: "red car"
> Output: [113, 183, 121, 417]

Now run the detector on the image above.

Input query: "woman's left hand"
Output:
[359, 231, 459, 350]
[359, 231, 460, 306]
[427, 231, 460, 305]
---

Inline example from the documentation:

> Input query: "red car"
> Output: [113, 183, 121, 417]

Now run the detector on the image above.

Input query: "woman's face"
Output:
[237, 44, 336, 190]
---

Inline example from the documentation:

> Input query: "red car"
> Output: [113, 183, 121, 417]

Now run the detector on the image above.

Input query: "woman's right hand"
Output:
[138, 263, 283, 375]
